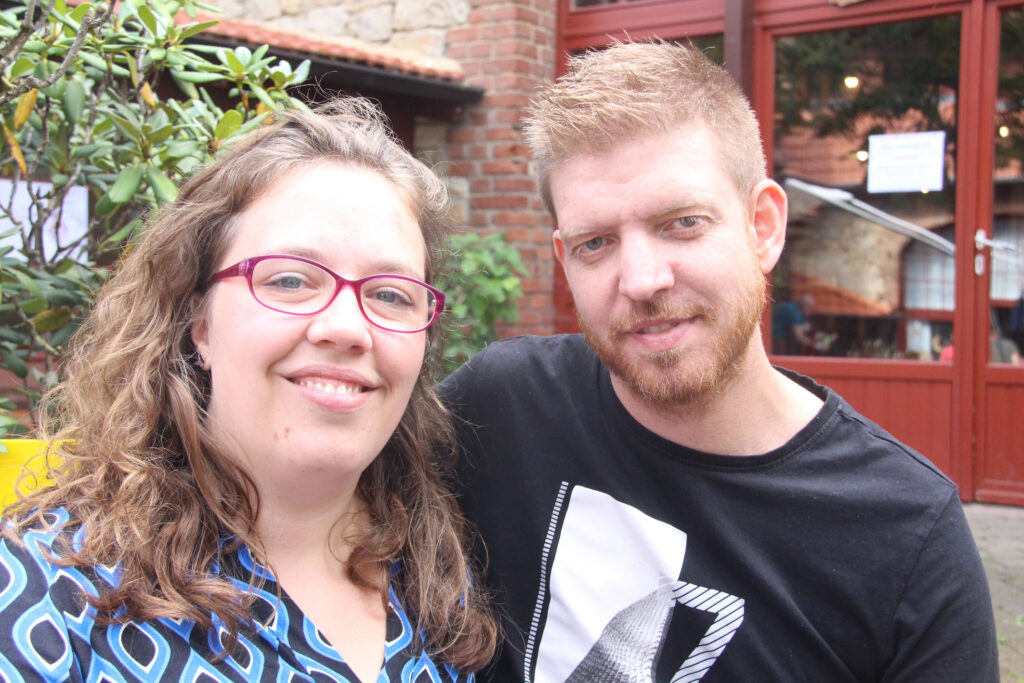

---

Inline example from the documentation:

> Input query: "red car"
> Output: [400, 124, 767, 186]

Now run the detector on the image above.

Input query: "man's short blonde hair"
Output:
[525, 40, 767, 218]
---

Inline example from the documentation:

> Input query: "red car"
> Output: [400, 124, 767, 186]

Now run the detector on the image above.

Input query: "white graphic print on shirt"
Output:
[530, 485, 744, 683]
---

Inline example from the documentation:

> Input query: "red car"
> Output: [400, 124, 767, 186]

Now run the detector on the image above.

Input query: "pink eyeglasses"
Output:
[210, 255, 445, 334]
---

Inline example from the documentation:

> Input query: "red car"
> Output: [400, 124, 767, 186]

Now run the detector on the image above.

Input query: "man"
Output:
[771, 294, 815, 355]
[440, 42, 997, 682]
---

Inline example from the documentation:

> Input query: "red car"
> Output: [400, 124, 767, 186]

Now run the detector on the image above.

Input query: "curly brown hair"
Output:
[3, 98, 497, 671]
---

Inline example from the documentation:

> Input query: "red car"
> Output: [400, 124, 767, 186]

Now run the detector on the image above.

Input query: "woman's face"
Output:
[191, 162, 428, 494]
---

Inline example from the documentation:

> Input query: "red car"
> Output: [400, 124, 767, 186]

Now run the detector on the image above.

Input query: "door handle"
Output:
[975, 228, 1017, 251]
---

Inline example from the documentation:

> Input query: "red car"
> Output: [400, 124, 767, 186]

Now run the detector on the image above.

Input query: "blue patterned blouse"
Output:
[0, 508, 472, 682]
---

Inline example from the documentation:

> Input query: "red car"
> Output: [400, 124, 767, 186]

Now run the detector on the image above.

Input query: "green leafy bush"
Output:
[438, 231, 527, 374]
[0, 0, 309, 434]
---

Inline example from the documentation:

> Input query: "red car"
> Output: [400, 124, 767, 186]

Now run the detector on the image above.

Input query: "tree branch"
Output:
[0, 0, 116, 109]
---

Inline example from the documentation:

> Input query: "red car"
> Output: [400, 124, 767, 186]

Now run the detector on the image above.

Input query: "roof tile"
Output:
[175, 10, 466, 83]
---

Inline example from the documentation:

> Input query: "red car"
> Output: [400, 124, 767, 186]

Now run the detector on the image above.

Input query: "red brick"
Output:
[496, 42, 538, 59]
[494, 6, 518, 20]
[482, 58, 534, 75]
[483, 160, 529, 175]
[493, 143, 531, 158]
[494, 178, 535, 192]
[469, 7, 494, 23]
[490, 74, 539, 92]
[446, 45, 469, 59]
[484, 94, 531, 108]
[483, 128, 519, 142]
[468, 42, 493, 58]
[446, 27, 478, 43]
[448, 128, 479, 143]
[521, 276, 553, 293]
[519, 8, 540, 24]
[445, 144, 467, 160]
[446, 161, 478, 176]
[470, 178, 492, 193]
[493, 109, 525, 125]
[480, 23, 532, 40]
[493, 211, 540, 227]
[505, 228, 531, 242]
[472, 195, 529, 209]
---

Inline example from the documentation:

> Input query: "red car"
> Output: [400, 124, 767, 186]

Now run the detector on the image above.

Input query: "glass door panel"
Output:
[989, 6, 1024, 365]
[772, 17, 960, 360]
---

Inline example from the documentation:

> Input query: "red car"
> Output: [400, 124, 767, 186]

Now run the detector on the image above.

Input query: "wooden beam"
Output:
[723, 0, 754, 100]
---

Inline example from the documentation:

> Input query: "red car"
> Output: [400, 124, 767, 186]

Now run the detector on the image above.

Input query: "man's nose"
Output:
[617, 234, 675, 301]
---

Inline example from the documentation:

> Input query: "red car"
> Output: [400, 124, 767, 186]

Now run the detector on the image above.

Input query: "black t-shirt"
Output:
[440, 334, 998, 683]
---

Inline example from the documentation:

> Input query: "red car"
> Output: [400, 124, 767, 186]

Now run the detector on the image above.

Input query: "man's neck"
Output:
[610, 348, 824, 456]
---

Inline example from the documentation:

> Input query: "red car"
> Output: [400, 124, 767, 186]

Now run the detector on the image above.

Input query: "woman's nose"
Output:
[305, 285, 374, 350]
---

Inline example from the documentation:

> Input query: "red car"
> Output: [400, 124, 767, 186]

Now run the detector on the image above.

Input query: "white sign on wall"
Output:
[866, 130, 946, 194]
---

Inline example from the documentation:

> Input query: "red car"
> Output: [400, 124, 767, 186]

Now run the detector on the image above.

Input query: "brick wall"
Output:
[440, 0, 559, 336]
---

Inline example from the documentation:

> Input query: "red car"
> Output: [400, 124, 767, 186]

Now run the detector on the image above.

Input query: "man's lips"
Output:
[617, 315, 701, 353]
[634, 320, 681, 335]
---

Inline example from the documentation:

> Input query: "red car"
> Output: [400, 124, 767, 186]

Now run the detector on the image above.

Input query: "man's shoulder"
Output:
[780, 367, 956, 490]
[439, 334, 599, 420]
[445, 334, 593, 384]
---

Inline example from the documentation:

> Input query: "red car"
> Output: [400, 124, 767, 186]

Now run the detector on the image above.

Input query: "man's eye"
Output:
[674, 216, 701, 228]
[582, 236, 605, 251]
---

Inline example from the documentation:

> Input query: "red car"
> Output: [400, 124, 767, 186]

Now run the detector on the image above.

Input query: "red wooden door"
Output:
[971, 0, 1024, 505]
[756, 3, 969, 489]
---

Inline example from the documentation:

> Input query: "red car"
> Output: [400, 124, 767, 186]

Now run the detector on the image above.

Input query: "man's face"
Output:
[551, 124, 772, 407]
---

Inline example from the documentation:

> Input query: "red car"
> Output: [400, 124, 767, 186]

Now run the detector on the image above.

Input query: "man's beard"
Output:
[581, 262, 767, 408]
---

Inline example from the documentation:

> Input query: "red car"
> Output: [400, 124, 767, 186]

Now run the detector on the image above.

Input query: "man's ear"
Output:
[748, 179, 788, 273]
[552, 228, 567, 268]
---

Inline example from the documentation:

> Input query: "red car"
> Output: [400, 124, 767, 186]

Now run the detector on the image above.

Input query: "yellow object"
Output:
[0, 439, 54, 508]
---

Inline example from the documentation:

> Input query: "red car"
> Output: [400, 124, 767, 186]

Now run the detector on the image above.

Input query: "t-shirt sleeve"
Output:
[0, 534, 80, 682]
[883, 492, 999, 682]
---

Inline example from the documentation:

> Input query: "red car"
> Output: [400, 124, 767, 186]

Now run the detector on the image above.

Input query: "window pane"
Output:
[989, 7, 1024, 364]
[772, 17, 959, 360]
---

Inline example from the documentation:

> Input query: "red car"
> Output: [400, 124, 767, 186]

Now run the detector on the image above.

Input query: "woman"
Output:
[0, 99, 496, 681]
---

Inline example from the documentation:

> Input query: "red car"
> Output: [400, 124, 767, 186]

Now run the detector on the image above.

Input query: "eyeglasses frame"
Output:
[209, 254, 445, 334]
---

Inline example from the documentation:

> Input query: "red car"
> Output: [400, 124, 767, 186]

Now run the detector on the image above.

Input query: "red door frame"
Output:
[972, 0, 1024, 505]
[753, 1, 984, 496]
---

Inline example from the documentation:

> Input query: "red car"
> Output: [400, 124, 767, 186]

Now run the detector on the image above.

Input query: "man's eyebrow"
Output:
[651, 197, 718, 220]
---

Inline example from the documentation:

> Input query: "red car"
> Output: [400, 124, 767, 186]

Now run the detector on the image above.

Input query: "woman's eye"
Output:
[269, 275, 306, 289]
[372, 288, 414, 306]
[674, 216, 700, 228]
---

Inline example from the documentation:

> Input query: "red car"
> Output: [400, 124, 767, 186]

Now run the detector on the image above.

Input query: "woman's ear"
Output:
[191, 299, 212, 371]
[748, 179, 788, 274]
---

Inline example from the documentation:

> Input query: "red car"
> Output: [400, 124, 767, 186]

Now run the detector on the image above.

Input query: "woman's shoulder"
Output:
[0, 507, 106, 602]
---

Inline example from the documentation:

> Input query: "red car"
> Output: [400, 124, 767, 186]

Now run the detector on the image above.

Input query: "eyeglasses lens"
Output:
[250, 257, 437, 331]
